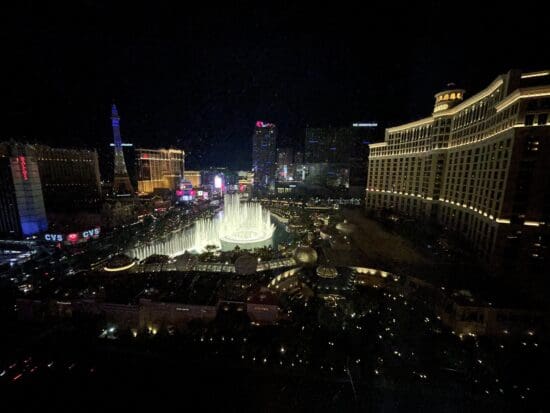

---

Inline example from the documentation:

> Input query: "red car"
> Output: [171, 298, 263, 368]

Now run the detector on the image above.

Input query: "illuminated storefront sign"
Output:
[214, 175, 222, 189]
[67, 233, 79, 242]
[82, 227, 101, 239]
[43, 227, 100, 243]
[45, 233, 63, 242]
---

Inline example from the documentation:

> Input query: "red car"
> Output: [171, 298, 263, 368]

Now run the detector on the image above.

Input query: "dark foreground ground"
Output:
[2, 311, 546, 413]
[4, 345, 503, 413]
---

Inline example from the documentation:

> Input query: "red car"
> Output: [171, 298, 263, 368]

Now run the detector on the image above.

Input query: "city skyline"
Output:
[2, 3, 550, 409]
[5, 3, 549, 170]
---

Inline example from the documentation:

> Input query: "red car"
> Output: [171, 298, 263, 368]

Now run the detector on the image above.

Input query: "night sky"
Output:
[5, 2, 549, 171]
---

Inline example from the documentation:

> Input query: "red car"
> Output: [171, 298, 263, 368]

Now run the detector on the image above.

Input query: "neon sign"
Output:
[44, 227, 100, 243]
[18, 156, 28, 180]
[82, 227, 100, 239]
[256, 121, 275, 128]
[45, 233, 63, 242]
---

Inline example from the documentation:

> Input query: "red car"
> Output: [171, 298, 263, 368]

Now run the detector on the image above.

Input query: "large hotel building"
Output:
[33, 145, 101, 212]
[0, 143, 48, 237]
[366, 69, 550, 269]
[0, 142, 101, 238]
[136, 148, 185, 194]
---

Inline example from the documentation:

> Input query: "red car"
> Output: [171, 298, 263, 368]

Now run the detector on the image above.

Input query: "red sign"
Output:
[18, 156, 28, 180]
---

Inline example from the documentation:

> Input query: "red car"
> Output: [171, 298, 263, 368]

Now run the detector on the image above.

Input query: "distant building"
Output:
[32, 145, 101, 213]
[366, 69, 550, 271]
[252, 121, 277, 190]
[305, 125, 376, 164]
[0, 142, 103, 239]
[201, 168, 223, 194]
[303, 124, 379, 194]
[276, 147, 294, 182]
[237, 171, 254, 194]
[183, 170, 201, 187]
[0, 142, 48, 238]
[136, 148, 185, 194]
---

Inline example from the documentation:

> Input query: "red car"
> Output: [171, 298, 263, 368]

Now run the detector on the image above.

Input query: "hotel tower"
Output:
[366, 69, 550, 271]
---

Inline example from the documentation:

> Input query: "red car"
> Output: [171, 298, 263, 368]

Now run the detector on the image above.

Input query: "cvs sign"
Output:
[82, 227, 100, 239]
[45, 233, 63, 242]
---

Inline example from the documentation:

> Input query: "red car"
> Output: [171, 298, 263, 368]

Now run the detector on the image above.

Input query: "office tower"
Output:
[201, 168, 227, 194]
[0, 143, 48, 238]
[366, 69, 550, 270]
[32, 145, 101, 212]
[276, 147, 294, 182]
[111, 104, 134, 196]
[305, 125, 376, 164]
[136, 148, 185, 194]
[252, 121, 277, 189]
[303, 124, 378, 191]
[294, 151, 304, 164]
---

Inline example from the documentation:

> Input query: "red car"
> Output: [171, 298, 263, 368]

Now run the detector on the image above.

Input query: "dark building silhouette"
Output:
[33, 145, 101, 213]
[252, 121, 277, 190]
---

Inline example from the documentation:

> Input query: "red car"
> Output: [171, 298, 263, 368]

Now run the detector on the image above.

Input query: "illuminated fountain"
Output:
[218, 193, 275, 251]
[128, 194, 275, 259]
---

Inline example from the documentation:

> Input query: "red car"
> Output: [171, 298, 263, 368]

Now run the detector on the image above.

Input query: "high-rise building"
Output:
[305, 126, 375, 163]
[366, 69, 550, 270]
[111, 104, 134, 196]
[276, 147, 294, 182]
[201, 168, 228, 195]
[0, 143, 48, 238]
[252, 121, 277, 189]
[32, 145, 101, 212]
[136, 148, 185, 194]
[303, 124, 379, 192]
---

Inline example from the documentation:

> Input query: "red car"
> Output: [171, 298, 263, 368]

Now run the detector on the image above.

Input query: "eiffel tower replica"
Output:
[111, 104, 134, 196]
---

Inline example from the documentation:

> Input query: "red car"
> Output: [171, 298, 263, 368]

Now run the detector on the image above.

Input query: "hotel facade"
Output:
[136, 148, 185, 194]
[366, 69, 550, 269]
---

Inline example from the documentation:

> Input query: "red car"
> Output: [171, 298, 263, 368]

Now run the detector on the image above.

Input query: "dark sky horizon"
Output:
[4, 2, 550, 170]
